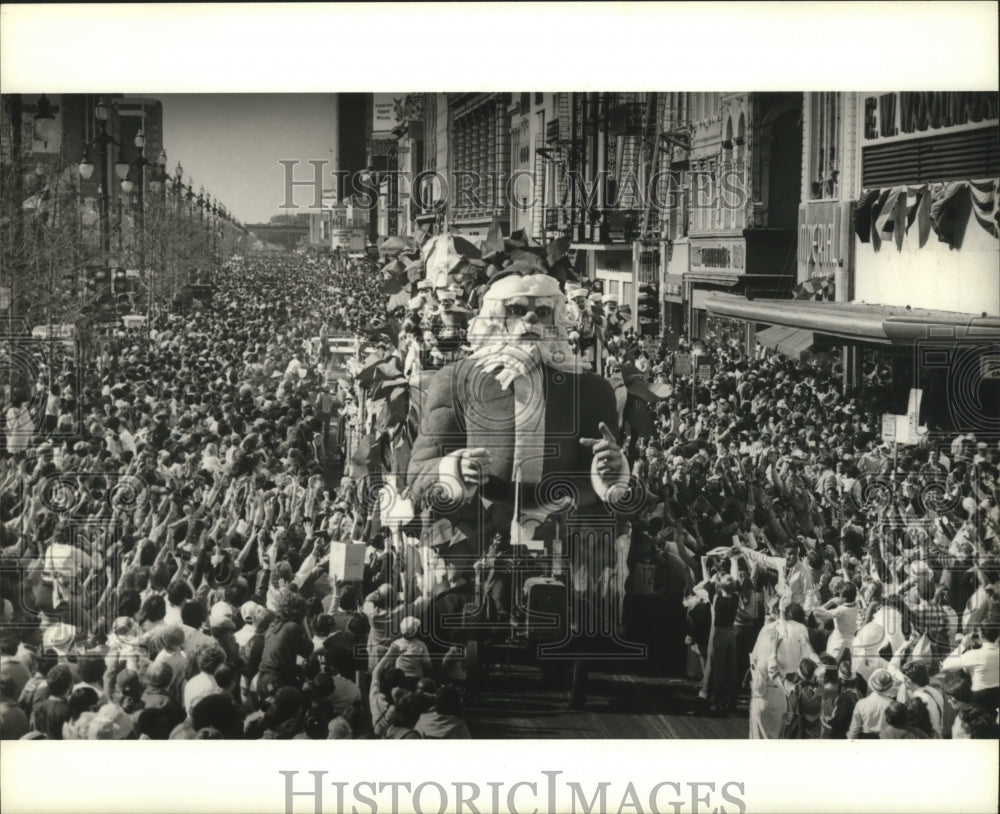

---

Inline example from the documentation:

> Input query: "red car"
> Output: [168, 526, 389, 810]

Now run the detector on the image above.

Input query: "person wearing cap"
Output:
[376, 616, 432, 687]
[235, 602, 264, 649]
[362, 583, 410, 673]
[415, 279, 437, 322]
[565, 287, 600, 357]
[847, 667, 897, 738]
[428, 286, 468, 358]
[601, 293, 628, 338]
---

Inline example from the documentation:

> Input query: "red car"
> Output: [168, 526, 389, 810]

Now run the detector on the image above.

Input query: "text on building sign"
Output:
[863, 91, 999, 141]
[797, 202, 843, 269]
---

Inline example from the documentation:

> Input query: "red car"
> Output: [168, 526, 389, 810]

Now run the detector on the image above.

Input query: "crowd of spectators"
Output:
[1, 247, 997, 741]
[0, 253, 470, 740]
[599, 325, 1000, 738]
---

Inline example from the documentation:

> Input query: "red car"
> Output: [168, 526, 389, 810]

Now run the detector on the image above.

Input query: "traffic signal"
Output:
[637, 282, 660, 337]
[113, 268, 128, 293]
[60, 270, 77, 297]
[86, 266, 109, 296]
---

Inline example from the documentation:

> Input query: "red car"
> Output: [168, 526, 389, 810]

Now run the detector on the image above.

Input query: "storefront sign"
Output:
[797, 200, 852, 277]
[881, 414, 896, 444]
[332, 228, 365, 251]
[862, 91, 999, 145]
[372, 93, 399, 134]
[327, 206, 348, 229]
[596, 257, 630, 277]
[691, 239, 745, 272]
[663, 274, 683, 302]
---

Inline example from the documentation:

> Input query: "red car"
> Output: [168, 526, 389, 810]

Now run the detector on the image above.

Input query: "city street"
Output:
[2, 8, 997, 814]
[467, 668, 747, 739]
[1, 88, 997, 752]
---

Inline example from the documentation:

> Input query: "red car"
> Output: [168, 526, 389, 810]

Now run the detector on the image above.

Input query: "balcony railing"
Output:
[546, 119, 561, 144]
[605, 208, 641, 242]
[605, 102, 646, 136]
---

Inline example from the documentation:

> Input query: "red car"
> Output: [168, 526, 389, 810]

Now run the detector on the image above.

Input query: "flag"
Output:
[481, 216, 506, 265]
[356, 358, 405, 389]
[930, 182, 969, 246]
[545, 235, 571, 268]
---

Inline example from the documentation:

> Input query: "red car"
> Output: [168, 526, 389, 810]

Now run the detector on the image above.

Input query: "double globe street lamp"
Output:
[121, 128, 167, 276]
[77, 97, 131, 261]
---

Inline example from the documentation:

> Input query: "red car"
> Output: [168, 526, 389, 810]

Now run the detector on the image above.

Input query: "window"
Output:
[809, 92, 840, 199]
[519, 93, 530, 112]
[638, 249, 659, 284]
[453, 103, 498, 211]
[534, 92, 543, 105]
[622, 281, 633, 306]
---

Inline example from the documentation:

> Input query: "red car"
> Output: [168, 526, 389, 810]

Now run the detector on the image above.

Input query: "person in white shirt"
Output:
[940, 628, 1000, 716]
[182, 644, 225, 717]
[285, 353, 303, 379]
[812, 582, 860, 661]
[735, 540, 818, 613]
[235, 602, 264, 649]
[770, 603, 817, 679]
[748, 598, 786, 738]
[847, 667, 896, 739]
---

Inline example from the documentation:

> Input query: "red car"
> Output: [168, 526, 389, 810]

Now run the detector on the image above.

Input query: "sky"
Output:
[154, 94, 339, 225]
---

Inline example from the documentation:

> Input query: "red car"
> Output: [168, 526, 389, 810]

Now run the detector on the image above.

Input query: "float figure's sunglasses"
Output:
[505, 304, 553, 319]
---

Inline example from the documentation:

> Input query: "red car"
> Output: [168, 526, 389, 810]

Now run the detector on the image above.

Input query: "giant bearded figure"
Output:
[407, 265, 636, 531]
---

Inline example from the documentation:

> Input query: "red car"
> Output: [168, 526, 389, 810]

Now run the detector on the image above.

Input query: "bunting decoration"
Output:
[855, 177, 999, 250]
[969, 178, 999, 238]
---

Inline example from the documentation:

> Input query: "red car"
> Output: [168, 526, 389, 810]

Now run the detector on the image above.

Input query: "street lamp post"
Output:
[78, 97, 130, 267]
[142, 147, 167, 320]
[690, 339, 706, 414]
[122, 129, 167, 312]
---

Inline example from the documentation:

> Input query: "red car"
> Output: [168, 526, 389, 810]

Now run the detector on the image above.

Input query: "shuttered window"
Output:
[862, 125, 999, 187]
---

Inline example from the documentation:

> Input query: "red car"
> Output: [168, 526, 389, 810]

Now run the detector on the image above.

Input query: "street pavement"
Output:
[465, 666, 749, 739]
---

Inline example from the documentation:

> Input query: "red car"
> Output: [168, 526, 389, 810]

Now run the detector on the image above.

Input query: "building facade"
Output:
[705, 90, 1000, 427]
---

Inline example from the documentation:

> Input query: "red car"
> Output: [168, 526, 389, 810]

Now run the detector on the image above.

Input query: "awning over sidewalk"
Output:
[755, 325, 815, 360]
[705, 293, 1000, 345]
